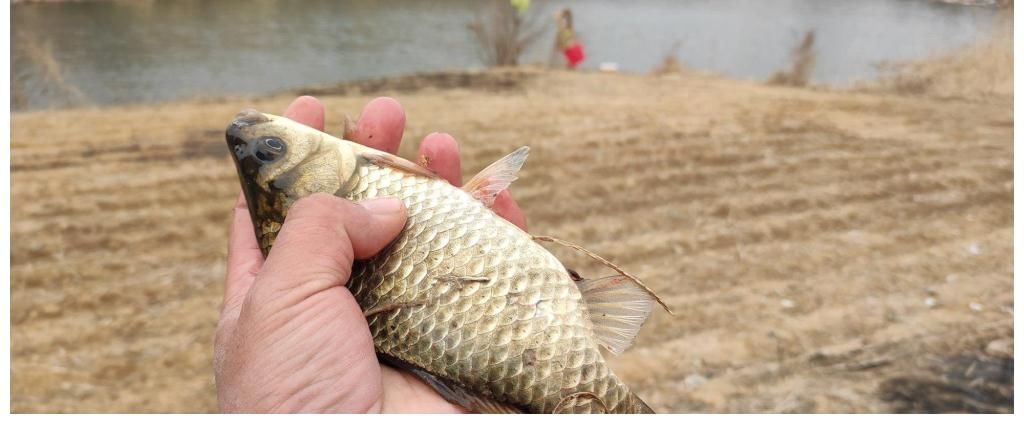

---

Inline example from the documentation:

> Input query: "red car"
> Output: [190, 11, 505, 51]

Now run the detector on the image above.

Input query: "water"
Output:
[11, 0, 1000, 111]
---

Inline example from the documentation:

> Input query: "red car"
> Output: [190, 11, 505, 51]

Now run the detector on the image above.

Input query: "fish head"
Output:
[225, 108, 359, 255]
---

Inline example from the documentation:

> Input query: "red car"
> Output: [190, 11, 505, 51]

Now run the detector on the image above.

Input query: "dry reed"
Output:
[767, 30, 817, 87]
[467, 0, 547, 67]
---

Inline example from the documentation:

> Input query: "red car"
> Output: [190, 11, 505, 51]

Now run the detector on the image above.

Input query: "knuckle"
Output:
[291, 193, 340, 215]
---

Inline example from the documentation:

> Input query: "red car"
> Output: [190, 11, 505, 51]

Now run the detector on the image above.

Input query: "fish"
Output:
[225, 108, 667, 413]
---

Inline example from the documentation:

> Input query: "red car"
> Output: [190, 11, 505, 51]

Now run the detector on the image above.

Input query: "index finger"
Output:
[344, 97, 406, 154]
[283, 95, 326, 130]
[224, 192, 264, 315]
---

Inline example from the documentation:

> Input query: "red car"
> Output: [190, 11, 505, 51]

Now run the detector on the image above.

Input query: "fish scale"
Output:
[345, 163, 639, 413]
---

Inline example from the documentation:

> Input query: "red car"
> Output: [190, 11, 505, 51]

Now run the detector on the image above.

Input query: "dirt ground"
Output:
[10, 59, 1013, 412]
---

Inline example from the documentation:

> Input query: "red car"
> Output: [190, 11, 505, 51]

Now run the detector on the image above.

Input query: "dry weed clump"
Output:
[871, 50, 1010, 100]
[467, 0, 546, 67]
[651, 41, 688, 76]
[767, 30, 817, 87]
[869, 25, 1011, 100]
[13, 30, 89, 109]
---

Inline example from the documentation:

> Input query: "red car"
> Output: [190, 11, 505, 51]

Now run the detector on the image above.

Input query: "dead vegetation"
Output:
[466, 0, 547, 67]
[863, 11, 1011, 101]
[650, 41, 688, 76]
[869, 35, 1012, 101]
[767, 30, 817, 87]
[12, 30, 89, 110]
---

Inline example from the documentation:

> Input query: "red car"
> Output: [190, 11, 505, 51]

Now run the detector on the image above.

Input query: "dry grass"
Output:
[767, 30, 817, 87]
[10, 55, 1013, 412]
[864, 12, 1012, 101]
[13, 30, 89, 109]
[650, 41, 688, 76]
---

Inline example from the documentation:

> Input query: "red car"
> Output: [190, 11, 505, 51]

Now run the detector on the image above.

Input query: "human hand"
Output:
[214, 96, 527, 413]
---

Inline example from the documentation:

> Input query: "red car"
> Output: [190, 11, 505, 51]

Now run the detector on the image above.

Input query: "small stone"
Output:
[969, 302, 983, 312]
[780, 299, 796, 309]
[684, 374, 708, 388]
[966, 243, 981, 255]
[40, 303, 62, 316]
[985, 338, 1012, 358]
[924, 297, 938, 308]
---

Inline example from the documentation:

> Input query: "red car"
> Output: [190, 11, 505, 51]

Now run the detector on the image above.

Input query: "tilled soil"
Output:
[10, 68, 1013, 413]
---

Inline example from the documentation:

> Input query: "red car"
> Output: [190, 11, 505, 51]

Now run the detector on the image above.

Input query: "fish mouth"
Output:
[224, 110, 282, 257]
[225, 109, 272, 162]
[232, 108, 270, 128]
[224, 109, 269, 196]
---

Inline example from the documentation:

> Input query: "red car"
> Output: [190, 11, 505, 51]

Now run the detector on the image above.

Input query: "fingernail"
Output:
[425, 132, 455, 143]
[360, 198, 404, 215]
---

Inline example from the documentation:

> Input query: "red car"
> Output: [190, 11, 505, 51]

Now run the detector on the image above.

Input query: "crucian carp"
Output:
[225, 108, 668, 413]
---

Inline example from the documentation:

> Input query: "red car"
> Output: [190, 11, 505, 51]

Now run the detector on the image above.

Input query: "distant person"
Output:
[510, 0, 530, 14]
[554, 8, 584, 69]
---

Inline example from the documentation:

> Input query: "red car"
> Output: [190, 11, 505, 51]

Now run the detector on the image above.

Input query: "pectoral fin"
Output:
[463, 146, 529, 207]
[361, 151, 441, 179]
[578, 275, 657, 354]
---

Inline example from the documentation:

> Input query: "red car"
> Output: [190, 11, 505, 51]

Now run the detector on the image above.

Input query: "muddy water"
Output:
[11, 0, 998, 110]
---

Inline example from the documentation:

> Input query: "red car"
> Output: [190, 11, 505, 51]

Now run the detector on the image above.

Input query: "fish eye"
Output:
[254, 136, 286, 162]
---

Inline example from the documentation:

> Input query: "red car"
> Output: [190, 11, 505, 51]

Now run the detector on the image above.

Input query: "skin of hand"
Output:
[214, 96, 527, 413]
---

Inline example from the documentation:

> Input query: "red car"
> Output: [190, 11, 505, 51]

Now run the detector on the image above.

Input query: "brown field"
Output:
[11, 57, 1013, 412]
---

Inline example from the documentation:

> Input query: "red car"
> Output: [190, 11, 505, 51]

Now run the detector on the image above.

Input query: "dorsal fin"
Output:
[463, 146, 529, 207]
[361, 151, 440, 179]
[577, 275, 656, 355]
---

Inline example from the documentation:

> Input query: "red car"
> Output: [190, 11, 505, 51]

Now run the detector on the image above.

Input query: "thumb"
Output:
[250, 194, 407, 302]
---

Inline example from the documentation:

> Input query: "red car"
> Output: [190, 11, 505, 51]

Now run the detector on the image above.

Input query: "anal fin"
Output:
[534, 235, 673, 314]
[577, 275, 656, 355]
[378, 353, 525, 414]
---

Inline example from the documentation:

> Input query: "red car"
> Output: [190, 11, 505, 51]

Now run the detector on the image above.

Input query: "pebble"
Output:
[966, 243, 981, 255]
[684, 374, 708, 389]
[969, 302, 983, 312]
[985, 338, 1012, 358]
[780, 299, 796, 309]
[40, 303, 62, 316]
[924, 297, 938, 308]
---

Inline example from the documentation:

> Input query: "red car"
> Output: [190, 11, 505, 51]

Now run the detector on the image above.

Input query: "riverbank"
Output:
[13, 0, 1004, 111]
[11, 41, 1013, 412]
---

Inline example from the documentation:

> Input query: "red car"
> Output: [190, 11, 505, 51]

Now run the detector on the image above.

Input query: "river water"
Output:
[11, 0, 1000, 111]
